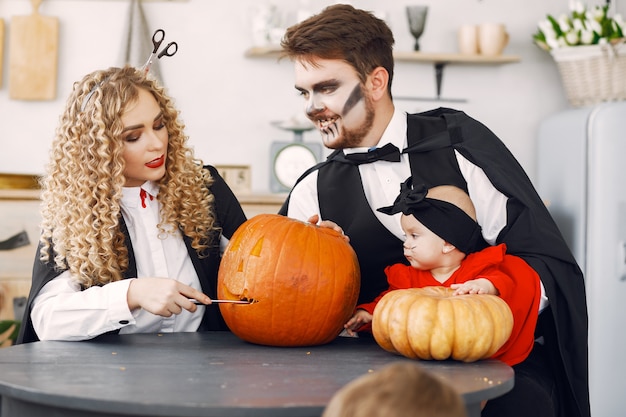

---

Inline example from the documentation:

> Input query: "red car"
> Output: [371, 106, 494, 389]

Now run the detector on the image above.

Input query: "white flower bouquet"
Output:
[533, 1, 624, 51]
[533, 2, 626, 106]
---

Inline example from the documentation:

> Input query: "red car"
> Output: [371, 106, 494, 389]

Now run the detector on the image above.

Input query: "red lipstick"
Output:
[145, 155, 164, 169]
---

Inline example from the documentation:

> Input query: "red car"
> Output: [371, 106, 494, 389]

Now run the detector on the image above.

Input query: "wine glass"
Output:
[406, 5, 428, 51]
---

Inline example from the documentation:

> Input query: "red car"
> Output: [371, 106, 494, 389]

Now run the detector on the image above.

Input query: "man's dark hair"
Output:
[281, 4, 395, 98]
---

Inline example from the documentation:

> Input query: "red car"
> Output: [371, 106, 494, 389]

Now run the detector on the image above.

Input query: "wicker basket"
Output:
[551, 42, 626, 107]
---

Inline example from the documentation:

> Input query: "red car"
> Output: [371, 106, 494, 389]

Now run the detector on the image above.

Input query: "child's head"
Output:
[378, 179, 484, 269]
[322, 361, 468, 417]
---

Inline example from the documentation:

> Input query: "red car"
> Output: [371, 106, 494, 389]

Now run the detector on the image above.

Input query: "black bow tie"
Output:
[343, 143, 402, 165]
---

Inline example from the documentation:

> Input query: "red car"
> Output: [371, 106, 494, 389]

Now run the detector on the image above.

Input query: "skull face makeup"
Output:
[295, 58, 375, 149]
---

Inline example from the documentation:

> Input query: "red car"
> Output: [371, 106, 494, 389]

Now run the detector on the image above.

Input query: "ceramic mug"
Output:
[458, 24, 479, 55]
[478, 23, 509, 56]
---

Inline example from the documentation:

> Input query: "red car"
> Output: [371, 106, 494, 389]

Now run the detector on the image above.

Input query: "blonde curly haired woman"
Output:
[17, 66, 247, 343]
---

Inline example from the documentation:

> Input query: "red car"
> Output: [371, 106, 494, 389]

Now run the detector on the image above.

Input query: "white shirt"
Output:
[31, 181, 205, 341]
[287, 109, 548, 310]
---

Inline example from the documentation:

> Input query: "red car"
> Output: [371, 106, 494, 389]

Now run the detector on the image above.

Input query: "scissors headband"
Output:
[80, 29, 177, 112]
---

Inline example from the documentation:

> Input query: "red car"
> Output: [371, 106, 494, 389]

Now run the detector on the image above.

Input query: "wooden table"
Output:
[0, 332, 513, 417]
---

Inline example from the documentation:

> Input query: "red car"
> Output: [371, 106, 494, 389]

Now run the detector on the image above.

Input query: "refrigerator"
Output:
[536, 101, 626, 417]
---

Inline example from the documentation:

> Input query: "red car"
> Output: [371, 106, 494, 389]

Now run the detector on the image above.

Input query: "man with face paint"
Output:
[301, 73, 377, 149]
[278, 4, 589, 417]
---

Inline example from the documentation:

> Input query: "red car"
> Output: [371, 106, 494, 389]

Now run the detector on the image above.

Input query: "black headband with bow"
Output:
[378, 178, 485, 254]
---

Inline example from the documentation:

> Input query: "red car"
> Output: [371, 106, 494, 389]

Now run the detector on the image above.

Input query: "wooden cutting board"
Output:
[9, 0, 59, 100]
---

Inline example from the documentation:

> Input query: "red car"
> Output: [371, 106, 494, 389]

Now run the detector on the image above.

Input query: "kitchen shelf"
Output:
[393, 51, 521, 64]
[244, 46, 521, 102]
[244, 46, 285, 58]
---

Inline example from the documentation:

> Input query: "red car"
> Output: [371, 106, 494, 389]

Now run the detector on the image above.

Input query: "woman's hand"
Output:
[307, 214, 350, 242]
[127, 277, 212, 316]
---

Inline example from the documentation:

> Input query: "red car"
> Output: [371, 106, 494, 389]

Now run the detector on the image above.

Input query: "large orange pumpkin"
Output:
[372, 286, 513, 362]
[217, 214, 361, 347]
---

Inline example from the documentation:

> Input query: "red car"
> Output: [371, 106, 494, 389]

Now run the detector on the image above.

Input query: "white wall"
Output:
[0, 0, 621, 192]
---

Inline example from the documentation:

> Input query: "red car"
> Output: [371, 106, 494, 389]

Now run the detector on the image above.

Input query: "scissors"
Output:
[142, 29, 178, 73]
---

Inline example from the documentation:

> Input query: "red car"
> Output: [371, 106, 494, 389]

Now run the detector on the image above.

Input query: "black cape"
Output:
[17, 165, 246, 344]
[413, 109, 589, 417]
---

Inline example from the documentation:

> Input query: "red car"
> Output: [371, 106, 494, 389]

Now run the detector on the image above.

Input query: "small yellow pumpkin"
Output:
[372, 286, 513, 362]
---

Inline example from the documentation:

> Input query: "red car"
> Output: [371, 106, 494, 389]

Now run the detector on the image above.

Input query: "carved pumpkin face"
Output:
[217, 214, 361, 347]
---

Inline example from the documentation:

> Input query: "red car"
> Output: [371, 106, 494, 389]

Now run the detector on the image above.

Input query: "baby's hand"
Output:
[450, 278, 498, 296]
[344, 309, 372, 336]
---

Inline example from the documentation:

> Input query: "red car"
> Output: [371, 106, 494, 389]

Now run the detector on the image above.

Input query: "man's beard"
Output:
[324, 95, 375, 149]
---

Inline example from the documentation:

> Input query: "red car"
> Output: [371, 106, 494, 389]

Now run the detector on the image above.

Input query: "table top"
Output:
[0, 332, 514, 417]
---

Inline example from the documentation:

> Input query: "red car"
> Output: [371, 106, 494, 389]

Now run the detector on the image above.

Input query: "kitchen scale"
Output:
[269, 119, 322, 193]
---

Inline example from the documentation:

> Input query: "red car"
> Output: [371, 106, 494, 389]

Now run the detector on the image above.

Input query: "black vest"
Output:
[286, 110, 471, 305]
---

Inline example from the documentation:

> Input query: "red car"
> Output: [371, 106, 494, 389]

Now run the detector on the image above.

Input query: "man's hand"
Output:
[307, 214, 350, 242]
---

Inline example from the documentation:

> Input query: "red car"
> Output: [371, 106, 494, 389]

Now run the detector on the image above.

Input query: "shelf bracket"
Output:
[396, 61, 466, 103]
[434, 62, 446, 100]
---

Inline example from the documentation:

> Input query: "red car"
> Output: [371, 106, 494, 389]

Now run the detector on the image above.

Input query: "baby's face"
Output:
[400, 214, 447, 270]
